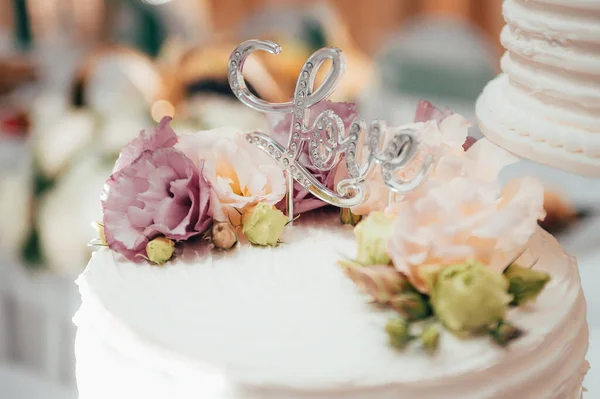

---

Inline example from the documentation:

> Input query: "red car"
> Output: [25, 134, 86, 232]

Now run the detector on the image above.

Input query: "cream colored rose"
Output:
[176, 128, 286, 222]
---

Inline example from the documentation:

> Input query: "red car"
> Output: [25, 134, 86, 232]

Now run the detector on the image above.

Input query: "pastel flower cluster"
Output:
[101, 117, 289, 263]
[340, 101, 549, 352]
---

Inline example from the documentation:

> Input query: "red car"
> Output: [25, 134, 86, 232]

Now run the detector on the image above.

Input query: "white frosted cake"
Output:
[476, 0, 600, 176]
[74, 40, 589, 399]
[75, 215, 588, 399]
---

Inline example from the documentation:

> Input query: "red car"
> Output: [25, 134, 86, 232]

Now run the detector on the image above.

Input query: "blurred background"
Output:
[0, 0, 597, 398]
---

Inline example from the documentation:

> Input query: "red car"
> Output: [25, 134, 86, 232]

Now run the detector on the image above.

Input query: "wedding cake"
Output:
[74, 38, 589, 399]
[476, 0, 600, 176]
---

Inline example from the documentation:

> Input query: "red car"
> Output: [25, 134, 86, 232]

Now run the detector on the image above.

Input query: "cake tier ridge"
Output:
[476, 0, 600, 175]
[74, 213, 588, 399]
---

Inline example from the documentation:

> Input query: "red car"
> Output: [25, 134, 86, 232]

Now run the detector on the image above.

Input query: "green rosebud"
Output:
[385, 318, 414, 350]
[504, 264, 551, 306]
[242, 203, 288, 246]
[390, 292, 432, 321]
[429, 261, 513, 334]
[211, 222, 238, 250]
[339, 260, 411, 304]
[340, 208, 362, 226]
[420, 325, 441, 353]
[354, 212, 395, 265]
[489, 321, 524, 347]
[146, 237, 175, 265]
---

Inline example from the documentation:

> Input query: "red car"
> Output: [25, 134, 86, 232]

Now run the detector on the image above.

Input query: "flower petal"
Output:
[113, 116, 178, 173]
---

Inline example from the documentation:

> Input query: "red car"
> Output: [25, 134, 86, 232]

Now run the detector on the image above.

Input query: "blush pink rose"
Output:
[334, 101, 476, 216]
[267, 101, 358, 214]
[176, 128, 286, 222]
[387, 139, 545, 293]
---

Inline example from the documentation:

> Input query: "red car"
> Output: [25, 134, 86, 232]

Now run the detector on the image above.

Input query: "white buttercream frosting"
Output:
[74, 213, 588, 399]
[476, 0, 600, 176]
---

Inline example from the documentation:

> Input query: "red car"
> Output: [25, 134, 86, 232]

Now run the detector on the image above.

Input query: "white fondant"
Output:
[476, 0, 600, 175]
[74, 214, 588, 398]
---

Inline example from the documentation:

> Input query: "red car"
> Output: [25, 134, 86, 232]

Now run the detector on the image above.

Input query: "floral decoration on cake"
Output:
[339, 101, 550, 352]
[95, 39, 551, 356]
[98, 116, 295, 264]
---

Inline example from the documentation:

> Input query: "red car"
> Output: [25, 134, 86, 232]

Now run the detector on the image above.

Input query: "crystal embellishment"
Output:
[227, 39, 433, 215]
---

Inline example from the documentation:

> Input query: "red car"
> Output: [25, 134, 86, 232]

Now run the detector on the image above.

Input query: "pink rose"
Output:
[334, 101, 476, 215]
[176, 128, 286, 222]
[102, 148, 212, 262]
[413, 99, 453, 123]
[112, 116, 178, 173]
[387, 139, 545, 293]
[267, 101, 358, 214]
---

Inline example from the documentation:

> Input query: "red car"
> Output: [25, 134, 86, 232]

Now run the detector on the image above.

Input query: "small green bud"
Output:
[340, 208, 362, 226]
[504, 264, 551, 306]
[420, 325, 440, 353]
[211, 222, 238, 250]
[242, 203, 288, 246]
[146, 237, 175, 265]
[489, 321, 524, 347]
[385, 318, 414, 350]
[354, 212, 395, 265]
[390, 292, 432, 321]
[430, 261, 513, 334]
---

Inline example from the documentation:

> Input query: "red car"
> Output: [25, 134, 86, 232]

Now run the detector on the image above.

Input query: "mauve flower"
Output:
[176, 128, 286, 222]
[113, 116, 178, 173]
[267, 101, 359, 214]
[387, 139, 546, 293]
[102, 148, 211, 262]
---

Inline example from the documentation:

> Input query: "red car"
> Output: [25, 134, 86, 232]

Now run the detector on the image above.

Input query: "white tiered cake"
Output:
[74, 16, 591, 399]
[477, 0, 600, 176]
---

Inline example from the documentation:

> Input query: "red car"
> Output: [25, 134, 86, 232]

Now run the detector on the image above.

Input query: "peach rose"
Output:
[387, 139, 546, 293]
[177, 128, 286, 222]
[334, 113, 473, 216]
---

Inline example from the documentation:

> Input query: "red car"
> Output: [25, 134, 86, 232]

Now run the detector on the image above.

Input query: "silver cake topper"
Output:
[228, 40, 434, 221]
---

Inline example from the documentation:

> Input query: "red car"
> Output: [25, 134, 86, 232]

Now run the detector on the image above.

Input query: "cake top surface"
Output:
[78, 216, 582, 393]
[82, 39, 573, 393]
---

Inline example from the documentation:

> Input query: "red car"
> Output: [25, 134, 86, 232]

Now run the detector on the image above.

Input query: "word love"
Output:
[228, 40, 433, 212]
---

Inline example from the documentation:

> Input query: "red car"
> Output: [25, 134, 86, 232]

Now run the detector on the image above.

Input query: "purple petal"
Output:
[103, 147, 212, 262]
[113, 117, 178, 173]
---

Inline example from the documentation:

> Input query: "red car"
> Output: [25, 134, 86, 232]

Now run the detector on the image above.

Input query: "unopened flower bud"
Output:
[385, 318, 414, 350]
[489, 321, 524, 347]
[354, 212, 395, 265]
[430, 261, 512, 334]
[340, 208, 362, 226]
[211, 222, 238, 250]
[390, 292, 432, 321]
[504, 264, 551, 306]
[242, 203, 288, 246]
[146, 237, 175, 265]
[420, 325, 440, 353]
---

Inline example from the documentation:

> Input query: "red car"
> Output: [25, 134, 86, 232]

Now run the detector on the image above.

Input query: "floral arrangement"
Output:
[99, 116, 295, 263]
[338, 102, 550, 352]
[98, 98, 550, 355]
[98, 92, 364, 263]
